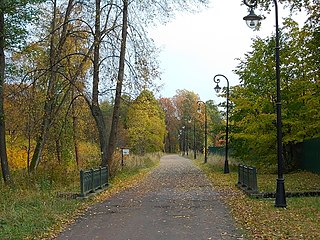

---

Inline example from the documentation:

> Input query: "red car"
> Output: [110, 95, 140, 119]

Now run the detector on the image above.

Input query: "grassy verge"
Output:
[0, 154, 160, 240]
[194, 155, 320, 240]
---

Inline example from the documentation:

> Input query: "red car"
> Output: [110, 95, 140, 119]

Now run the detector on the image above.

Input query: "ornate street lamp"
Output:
[187, 119, 192, 156]
[193, 119, 197, 160]
[213, 74, 230, 174]
[182, 126, 186, 156]
[197, 101, 207, 163]
[243, 0, 286, 207]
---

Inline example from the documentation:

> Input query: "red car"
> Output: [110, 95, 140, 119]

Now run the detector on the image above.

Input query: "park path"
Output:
[55, 155, 243, 240]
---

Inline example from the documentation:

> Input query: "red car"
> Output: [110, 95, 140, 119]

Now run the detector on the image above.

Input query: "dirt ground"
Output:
[55, 155, 243, 240]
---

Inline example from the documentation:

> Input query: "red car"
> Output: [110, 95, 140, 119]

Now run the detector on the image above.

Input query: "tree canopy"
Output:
[127, 90, 166, 154]
[232, 17, 320, 170]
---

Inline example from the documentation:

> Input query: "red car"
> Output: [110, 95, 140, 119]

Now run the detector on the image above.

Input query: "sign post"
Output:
[121, 148, 130, 168]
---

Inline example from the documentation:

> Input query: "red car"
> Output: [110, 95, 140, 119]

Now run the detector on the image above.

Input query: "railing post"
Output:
[241, 165, 244, 185]
[106, 166, 109, 186]
[252, 167, 258, 192]
[238, 164, 241, 185]
[246, 167, 250, 190]
[91, 168, 94, 192]
[99, 167, 102, 189]
[242, 166, 247, 188]
[247, 167, 253, 190]
[80, 169, 85, 197]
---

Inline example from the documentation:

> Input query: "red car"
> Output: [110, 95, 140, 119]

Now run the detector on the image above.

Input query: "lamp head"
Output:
[197, 104, 201, 113]
[214, 83, 221, 93]
[243, 8, 262, 29]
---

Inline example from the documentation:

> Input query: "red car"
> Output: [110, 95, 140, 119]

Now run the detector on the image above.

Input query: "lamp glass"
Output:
[246, 19, 259, 29]
[214, 84, 221, 93]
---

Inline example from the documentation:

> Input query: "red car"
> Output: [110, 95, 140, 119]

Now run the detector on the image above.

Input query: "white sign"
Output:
[122, 149, 130, 155]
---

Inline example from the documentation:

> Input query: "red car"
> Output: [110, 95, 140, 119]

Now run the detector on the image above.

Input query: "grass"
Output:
[258, 171, 320, 192]
[0, 153, 160, 240]
[194, 154, 320, 240]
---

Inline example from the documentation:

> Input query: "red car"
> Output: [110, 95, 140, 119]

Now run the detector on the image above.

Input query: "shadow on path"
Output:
[55, 155, 243, 240]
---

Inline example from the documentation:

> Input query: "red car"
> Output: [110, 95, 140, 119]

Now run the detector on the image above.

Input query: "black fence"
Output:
[80, 167, 108, 197]
[299, 138, 320, 173]
[237, 164, 258, 193]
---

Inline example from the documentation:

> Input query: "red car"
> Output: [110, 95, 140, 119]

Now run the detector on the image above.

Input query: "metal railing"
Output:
[237, 164, 258, 193]
[80, 167, 108, 197]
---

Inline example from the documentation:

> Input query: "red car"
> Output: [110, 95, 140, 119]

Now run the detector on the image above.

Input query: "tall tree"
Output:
[106, 0, 129, 167]
[0, 0, 45, 182]
[0, 0, 9, 182]
[90, 0, 109, 168]
[29, 0, 77, 170]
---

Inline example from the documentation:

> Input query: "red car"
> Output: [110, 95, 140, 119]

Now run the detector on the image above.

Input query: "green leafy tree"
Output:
[233, 18, 320, 170]
[206, 100, 223, 146]
[126, 90, 166, 154]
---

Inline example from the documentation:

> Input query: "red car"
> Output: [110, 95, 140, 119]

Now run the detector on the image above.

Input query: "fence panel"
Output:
[237, 164, 258, 193]
[80, 167, 108, 197]
[301, 138, 320, 173]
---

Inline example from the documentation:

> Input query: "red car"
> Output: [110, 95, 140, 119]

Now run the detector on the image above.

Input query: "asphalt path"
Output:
[55, 155, 243, 240]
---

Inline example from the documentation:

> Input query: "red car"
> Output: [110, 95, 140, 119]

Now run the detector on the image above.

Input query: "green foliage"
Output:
[126, 90, 166, 154]
[206, 99, 223, 145]
[2, 0, 45, 49]
[232, 18, 320, 169]
[0, 169, 81, 239]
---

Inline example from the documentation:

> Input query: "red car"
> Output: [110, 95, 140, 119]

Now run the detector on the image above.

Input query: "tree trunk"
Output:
[71, 89, 80, 166]
[0, 2, 11, 183]
[29, 0, 58, 171]
[91, 0, 109, 167]
[106, 0, 128, 169]
[29, 0, 75, 171]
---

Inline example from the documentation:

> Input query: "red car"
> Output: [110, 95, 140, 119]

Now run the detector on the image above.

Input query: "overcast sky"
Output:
[147, 1, 306, 104]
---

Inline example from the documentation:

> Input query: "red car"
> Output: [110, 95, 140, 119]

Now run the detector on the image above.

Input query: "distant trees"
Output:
[159, 89, 223, 155]
[159, 97, 180, 153]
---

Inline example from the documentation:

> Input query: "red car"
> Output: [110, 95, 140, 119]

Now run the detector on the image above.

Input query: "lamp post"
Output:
[213, 74, 230, 174]
[243, 0, 286, 207]
[197, 101, 207, 163]
[186, 123, 189, 156]
[182, 125, 186, 156]
[193, 119, 197, 159]
[179, 129, 182, 154]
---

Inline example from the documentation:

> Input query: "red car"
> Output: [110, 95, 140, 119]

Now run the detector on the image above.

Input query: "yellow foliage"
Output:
[7, 146, 28, 170]
[77, 142, 100, 168]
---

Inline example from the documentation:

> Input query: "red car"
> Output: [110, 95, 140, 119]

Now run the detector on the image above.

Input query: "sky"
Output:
[147, 1, 306, 104]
